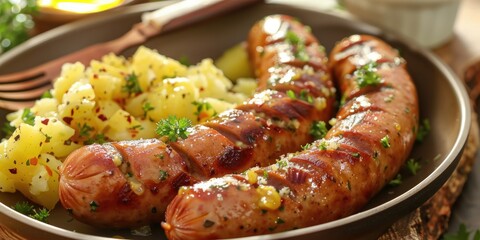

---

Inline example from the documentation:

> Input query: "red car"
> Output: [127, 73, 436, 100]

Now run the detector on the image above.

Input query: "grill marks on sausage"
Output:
[162, 34, 418, 239]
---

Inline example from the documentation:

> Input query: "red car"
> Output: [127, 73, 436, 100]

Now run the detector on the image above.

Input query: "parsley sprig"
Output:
[156, 115, 192, 143]
[12, 201, 50, 223]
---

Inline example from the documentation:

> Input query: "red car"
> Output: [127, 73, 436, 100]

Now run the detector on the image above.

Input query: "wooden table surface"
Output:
[3, 0, 480, 239]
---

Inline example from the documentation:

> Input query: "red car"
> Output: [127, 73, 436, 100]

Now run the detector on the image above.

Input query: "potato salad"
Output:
[0, 46, 255, 209]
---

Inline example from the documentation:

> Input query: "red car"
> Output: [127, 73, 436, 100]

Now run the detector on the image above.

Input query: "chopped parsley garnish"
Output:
[287, 89, 313, 104]
[388, 174, 402, 187]
[276, 159, 288, 169]
[84, 133, 106, 145]
[12, 201, 50, 223]
[299, 90, 314, 103]
[285, 30, 309, 61]
[354, 62, 381, 88]
[301, 143, 311, 150]
[156, 115, 192, 143]
[406, 158, 421, 175]
[30, 208, 50, 223]
[142, 102, 155, 118]
[380, 135, 391, 148]
[21, 108, 35, 125]
[12, 201, 33, 215]
[159, 170, 169, 181]
[286, 90, 296, 99]
[78, 123, 94, 138]
[192, 100, 216, 118]
[41, 90, 53, 99]
[122, 73, 142, 95]
[416, 118, 430, 143]
[310, 121, 328, 140]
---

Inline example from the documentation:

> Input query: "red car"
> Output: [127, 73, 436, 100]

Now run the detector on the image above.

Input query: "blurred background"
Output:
[0, 0, 464, 55]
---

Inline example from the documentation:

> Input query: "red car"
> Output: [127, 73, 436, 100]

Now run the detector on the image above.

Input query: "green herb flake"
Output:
[380, 135, 391, 148]
[301, 143, 311, 150]
[286, 90, 296, 99]
[78, 123, 94, 138]
[276, 218, 285, 224]
[416, 118, 430, 143]
[310, 121, 328, 140]
[156, 115, 192, 143]
[159, 170, 169, 181]
[285, 31, 309, 61]
[354, 62, 381, 88]
[192, 100, 216, 118]
[12, 201, 50, 223]
[122, 73, 142, 95]
[299, 90, 313, 103]
[12, 201, 34, 215]
[21, 108, 35, 125]
[30, 208, 50, 222]
[41, 90, 53, 99]
[406, 158, 422, 175]
[142, 102, 155, 118]
[84, 133, 106, 145]
[276, 159, 288, 169]
[388, 174, 402, 187]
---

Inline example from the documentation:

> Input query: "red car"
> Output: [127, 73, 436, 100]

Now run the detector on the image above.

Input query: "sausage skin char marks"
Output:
[58, 14, 336, 228]
[161, 34, 419, 239]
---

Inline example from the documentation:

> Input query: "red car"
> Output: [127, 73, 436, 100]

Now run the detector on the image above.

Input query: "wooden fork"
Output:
[0, 0, 263, 111]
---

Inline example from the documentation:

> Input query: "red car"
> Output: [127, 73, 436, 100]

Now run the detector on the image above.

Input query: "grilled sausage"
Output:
[58, 14, 336, 229]
[161, 34, 419, 239]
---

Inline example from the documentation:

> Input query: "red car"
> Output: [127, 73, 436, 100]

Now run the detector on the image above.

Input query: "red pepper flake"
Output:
[126, 115, 132, 123]
[44, 165, 53, 176]
[98, 114, 108, 121]
[70, 108, 75, 116]
[63, 117, 73, 125]
[30, 157, 38, 166]
[95, 107, 100, 113]
[9, 168, 17, 174]
[93, 73, 98, 79]
[41, 118, 49, 125]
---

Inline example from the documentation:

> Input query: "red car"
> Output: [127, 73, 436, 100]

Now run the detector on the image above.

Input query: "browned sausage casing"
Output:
[58, 14, 336, 228]
[161, 34, 419, 239]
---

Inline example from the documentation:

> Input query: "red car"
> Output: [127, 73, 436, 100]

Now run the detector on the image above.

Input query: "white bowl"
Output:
[342, 0, 461, 48]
